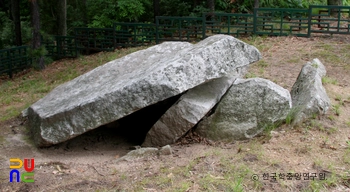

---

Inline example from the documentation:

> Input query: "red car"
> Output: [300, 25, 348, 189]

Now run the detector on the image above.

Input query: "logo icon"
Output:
[9, 158, 35, 183]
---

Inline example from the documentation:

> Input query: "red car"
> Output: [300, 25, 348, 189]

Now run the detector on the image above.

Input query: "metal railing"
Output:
[308, 5, 350, 36]
[0, 46, 32, 78]
[1, 5, 350, 78]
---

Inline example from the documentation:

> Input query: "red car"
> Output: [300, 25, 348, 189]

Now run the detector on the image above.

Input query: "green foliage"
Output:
[190, 2, 210, 17]
[159, 0, 192, 16]
[0, 11, 14, 48]
[302, 0, 326, 7]
[260, 0, 304, 8]
[87, 0, 119, 28]
[20, 20, 33, 45]
[87, 0, 151, 28]
[215, 0, 236, 13]
[117, 0, 145, 21]
[230, 0, 255, 13]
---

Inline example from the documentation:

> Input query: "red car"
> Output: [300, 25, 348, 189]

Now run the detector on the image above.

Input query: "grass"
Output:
[285, 107, 301, 125]
[322, 76, 338, 85]
[332, 104, 341, 116]
[245, 72, 258, 78]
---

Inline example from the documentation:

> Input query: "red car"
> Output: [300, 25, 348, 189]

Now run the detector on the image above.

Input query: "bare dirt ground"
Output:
[0, 35, 350, 192]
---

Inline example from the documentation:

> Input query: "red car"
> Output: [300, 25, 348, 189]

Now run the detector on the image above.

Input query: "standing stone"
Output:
[196, 78, 292, 141]
[290, 58, 331, 125]
[142, 67, 249, 147]
[28, 35, 261, 147]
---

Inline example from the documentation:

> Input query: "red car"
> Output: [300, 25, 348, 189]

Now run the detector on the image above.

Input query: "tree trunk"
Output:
[207, 0, 215, 15]
[30, 0, 45, 70]
[327, 0, 342, 5]
[11, 0, 22, 46]
[327, 0, 342, 17]
[207, 0, 215, 22]
[82, 0, 88, 26]
[153, 0, 160, 24]
[57, 0, 67, 36]
[193, 0, 200, 7]
[254, 0, 259, 8]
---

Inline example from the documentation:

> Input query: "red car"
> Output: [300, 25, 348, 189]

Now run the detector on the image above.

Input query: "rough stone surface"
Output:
[196, 78, 292, 141]
[21, 108, 28, 118]
[117, 148, 159, 162]
[159, 145, 173, 155]
[28, 35, 261, 147]
[290, 58, 331, 125]
[142, 70, 247, 147]
[117, 145, 173, 162]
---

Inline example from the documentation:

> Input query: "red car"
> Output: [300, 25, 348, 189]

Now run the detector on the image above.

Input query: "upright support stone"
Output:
[196, 78, 292, 141]
[290, 58, 331, 125]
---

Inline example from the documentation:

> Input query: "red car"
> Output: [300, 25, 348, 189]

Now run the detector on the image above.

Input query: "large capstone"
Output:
[195, 78, 292, 141]
[28, 35, 261, 147]
[290, 58, 331, 125]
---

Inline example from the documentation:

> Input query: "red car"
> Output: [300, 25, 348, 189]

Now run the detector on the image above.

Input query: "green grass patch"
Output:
[322, 76, 338, 85]
[257, 60, 269, 68]
[245, 72, 258, 78]
[346, 121, 350, 127]
[332, 104, 341, 116]
[308, 172, 339, 192]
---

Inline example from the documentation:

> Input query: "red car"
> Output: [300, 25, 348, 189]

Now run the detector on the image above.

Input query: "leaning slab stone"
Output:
[28, 34, 261, 147]
[196, 78, 292, 141]
[142, 70, 245, 147]
[290, 58, 331, 125]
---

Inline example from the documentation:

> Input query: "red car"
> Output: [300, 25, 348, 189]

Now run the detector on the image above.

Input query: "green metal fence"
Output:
[204, 12, 254, 37]
[253, 8, 309, 37]
[156, 16, 205, 43]
[44, 36, 77, 59]
[308, 5, 350, 36]
[75, 28, 115, 53]
[0, 46, 32, 78]
[2, 5, 350, 78]
[114, 23, 156, 47]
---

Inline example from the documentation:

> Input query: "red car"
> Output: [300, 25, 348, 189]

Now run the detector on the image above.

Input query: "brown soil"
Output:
[1, 35, 350, 192]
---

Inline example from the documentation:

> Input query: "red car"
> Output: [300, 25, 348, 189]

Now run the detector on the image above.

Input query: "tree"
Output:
[57, 0, 67, 36]
[328, 0, 342, 16]
[153, 0, 160, 23]
[81, 0, 88, 26]
[30, 0, 45, 70]
[207, 0, 215, 17]
[328, 0, 342, 5]
[254, 0, 259, 8]
[11, 0, 22, 46]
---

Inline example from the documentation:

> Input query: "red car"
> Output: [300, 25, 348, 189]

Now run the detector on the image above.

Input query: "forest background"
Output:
[0, 0, 348, 50]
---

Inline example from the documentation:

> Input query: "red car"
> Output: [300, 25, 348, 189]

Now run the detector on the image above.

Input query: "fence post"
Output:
[113, 23, 117, 50]
[253, 8, 257, 35]
[7, 50, 13, 78]
[202, 14, 206, 39]
[307, 6, 312, 38]
[156, 17, 159, 44]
